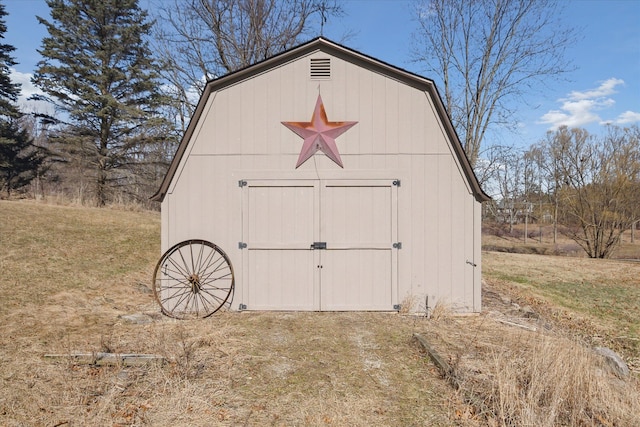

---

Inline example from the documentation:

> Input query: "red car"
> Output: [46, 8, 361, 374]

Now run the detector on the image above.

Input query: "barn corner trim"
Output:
[151, 37, 491, 203]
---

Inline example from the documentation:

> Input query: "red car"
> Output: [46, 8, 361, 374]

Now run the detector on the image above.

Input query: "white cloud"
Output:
[612, 110, 640, 125]
[10, 68, 54, 115]
[566, 78, 624, 100]
[538, 78, 626, 130]
[11, 69, 39, 98]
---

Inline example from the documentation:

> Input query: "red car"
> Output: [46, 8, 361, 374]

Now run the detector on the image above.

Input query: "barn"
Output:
[151, 37, 490, 315]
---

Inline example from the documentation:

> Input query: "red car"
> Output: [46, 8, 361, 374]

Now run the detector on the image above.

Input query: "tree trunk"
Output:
[96, 168, 107, 207]
[524, 206, 528, 244]
[553, 195, 558, 244]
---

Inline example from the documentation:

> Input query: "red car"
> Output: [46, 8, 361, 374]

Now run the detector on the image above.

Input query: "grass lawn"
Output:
[1, 200, 638, 426]
[0, 200, 455, 426]
[482, 238, 640, 361]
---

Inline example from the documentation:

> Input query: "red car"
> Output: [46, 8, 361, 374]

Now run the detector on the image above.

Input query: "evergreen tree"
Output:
[0, 2, 18, 118]
[32, 0, 169, 206]
[0, 2, 45, 196]
[0, 119, 45, 196]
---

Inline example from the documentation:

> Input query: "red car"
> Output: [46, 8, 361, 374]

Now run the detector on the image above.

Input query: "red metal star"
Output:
[282, 94, 357, 168]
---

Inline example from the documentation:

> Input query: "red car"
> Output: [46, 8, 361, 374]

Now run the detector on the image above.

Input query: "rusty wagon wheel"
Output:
[152, 240, 234, 319]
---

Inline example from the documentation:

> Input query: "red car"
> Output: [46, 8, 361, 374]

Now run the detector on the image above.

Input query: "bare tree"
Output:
[548, 125, 640, 258]
[475, 143, 513, 221]
[526, 141, 557, 243]
[606, 125, 640, 246]
[494, 148, 523, 234]
[473, 143, 513, 190]
[412, 0, 575, 168]
[152, 0, 343, 128]
[521, 148, 540, 243]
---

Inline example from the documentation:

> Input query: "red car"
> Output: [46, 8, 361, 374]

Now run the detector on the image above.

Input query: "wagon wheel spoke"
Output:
[199, 261, 232, 286]
[153, 240, 235, 319]
[198, 283, 232, 305]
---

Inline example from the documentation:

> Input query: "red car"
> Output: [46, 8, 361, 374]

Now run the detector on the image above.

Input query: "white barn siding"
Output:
[156, 39, 488, 313]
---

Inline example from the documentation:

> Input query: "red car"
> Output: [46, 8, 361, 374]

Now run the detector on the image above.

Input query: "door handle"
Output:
[310, 242, 327, 250]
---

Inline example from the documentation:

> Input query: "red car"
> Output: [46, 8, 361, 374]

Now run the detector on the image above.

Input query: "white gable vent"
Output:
[310, 58, 331, 80]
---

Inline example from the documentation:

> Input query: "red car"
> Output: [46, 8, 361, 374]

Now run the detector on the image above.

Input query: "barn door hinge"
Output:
[393, 242, 402, 249]
[238, 180, 247, 187]
[238, 242, 247, 249]
[393, 179, 401, 187]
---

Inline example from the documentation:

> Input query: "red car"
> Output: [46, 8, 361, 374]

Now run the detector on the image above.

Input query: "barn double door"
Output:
[241, 179, 398, 310]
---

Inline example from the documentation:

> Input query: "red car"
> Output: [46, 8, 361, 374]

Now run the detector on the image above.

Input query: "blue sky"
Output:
[4, 0, 640, 149]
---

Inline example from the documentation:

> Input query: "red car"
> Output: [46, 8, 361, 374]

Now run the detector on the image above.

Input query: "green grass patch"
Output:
[539, 280, 638, 319]
[483, 251, 640, 357]
[531, 279, 640, 347]
[494, 273, 532, 285]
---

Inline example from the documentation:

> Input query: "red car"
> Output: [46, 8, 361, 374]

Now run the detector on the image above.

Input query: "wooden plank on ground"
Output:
[44, 352, 165, 366]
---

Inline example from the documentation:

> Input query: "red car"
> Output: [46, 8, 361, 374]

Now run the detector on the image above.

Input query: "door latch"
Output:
[310, 242, 327, 250]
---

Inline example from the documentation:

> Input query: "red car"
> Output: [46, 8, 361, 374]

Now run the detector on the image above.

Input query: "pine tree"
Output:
[0, 2, 18, 118]
[0, 2, 45, 197]
[33, 0, 169, 206]
[0, 120, 46, 196]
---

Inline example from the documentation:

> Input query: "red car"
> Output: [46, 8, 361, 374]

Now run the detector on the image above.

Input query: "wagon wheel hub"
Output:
[188, 273, 201, 293]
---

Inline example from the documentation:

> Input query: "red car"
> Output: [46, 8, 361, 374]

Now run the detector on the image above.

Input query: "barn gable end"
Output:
[154, 37, 489, 314]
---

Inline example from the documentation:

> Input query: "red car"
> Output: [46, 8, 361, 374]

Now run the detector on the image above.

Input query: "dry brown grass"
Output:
[483, 250, 640, 369]
[0, 200, 456, 426]
[1, 312, 458, 426]
[2, 200, 638, 426]
[485, 335, 632, 426]
[482, 222, 640, 260]
[416, 289, 640, 426]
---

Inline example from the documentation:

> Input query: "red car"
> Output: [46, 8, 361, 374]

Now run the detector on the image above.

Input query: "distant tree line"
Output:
[0, 3, 46, 197]
[0, 0, 636, 257]
[0, 0, 339, 207]
[481, 124, 640, 258]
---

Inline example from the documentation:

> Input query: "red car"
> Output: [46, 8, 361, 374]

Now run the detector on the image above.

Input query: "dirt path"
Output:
[1, 311, 459, 426]
[217, 312, 454, 426]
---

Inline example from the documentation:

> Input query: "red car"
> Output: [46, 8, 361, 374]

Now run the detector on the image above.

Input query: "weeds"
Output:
[429, 299, 453, 321]
[484, 251, 640, 360]
[485, 334, 638, 426]
[1, 200, 639, 426]
[399, 293, 418, 314]
[420, 314, 640, 426]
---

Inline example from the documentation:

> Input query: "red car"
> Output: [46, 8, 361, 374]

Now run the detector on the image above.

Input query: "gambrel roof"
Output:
[152, 37, 490, 202]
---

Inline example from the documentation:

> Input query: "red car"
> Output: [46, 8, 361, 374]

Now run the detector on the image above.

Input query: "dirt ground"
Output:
[3, 284, 638, 426]
[1, 202, 638, 426]
[0, 306, 461, 426]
